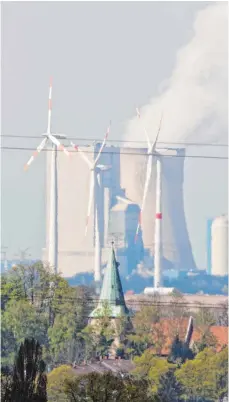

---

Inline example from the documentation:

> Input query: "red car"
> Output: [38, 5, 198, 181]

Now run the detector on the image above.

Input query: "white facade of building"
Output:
[211, 215, 228, 276]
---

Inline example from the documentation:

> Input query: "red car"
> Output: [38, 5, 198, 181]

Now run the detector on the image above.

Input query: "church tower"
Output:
[89, 242, 132, 354]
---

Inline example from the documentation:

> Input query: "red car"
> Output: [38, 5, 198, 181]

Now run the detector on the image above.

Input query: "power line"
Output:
[2, 294, 227, 309]
[1, 134, 228, 147]
[1, 146, 228, 160]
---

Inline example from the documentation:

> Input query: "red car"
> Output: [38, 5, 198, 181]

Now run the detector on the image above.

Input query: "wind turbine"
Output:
[24, 77, 70, 273]
[71, 123, 111, 284]
[135, 108, 177, 288]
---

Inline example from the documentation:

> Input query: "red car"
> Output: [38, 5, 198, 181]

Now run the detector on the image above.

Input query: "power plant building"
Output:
[211, 215, 228, 277]
[206, 218, 214, 274]
[43, 144, 196, 277]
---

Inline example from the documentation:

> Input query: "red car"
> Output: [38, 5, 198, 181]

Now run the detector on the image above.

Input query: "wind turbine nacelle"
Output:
[155, 149, 178, 157]
[42, 133, 67, 139]
[96, 165, 112, 171]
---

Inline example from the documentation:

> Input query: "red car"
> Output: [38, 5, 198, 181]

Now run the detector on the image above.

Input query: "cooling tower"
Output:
[44, 143, 120, 277]
[211, 215, 228, 276]
[119, 147, 195, 271]
[44, 144, 195, 277]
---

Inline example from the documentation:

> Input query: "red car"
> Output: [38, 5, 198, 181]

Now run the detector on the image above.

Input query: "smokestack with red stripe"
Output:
[154, 158, 163, 288]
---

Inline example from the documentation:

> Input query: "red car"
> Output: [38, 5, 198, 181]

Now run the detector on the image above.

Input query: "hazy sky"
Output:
[1, 1, 227, 268]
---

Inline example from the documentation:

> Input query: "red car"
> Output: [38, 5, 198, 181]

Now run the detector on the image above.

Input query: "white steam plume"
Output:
[124, 3, 228, 145]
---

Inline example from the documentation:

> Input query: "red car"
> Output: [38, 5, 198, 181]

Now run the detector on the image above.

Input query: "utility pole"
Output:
[14, 247, 31, 264]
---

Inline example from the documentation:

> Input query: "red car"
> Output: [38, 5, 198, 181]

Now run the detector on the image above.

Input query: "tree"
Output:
[168, 290, 188, 320]
[167, 335, 183, 364]
[63, 371, 156, 402]
[1, 374, 13, 402]
[89, 301, 116, 338]
[192, 331, 217, 355]
[126, 333, 151, 358]
[217, 301, 228, 326]
[96, 335, 114, 358]
[47, 284, 94, 365]
[133, 349, 173, 394]
[56, 300, 115, 365]
[47, 365, 76, 402]
[157, 369, 184, 402]
[192, 304, 217, 354]
[47, 288, 79, 365]
[79, 323, 115, 362]
[1, 270, 26, 310]
[167, 335, 194, 365]
[125, 305, 160, 357]
[121, 375, 157, 402]
[64, 371, 126, 402]
[194, 304, 216, 327]
[176, 346, 228, 402]
[213, 346, 228, 401]
[150, 321, 167, 356]
[1, 262, 53, 368]
[81, 301, 121, 360]
[1, 299, 48, 367]
[116, 347, 125, 359]
[78, 328, 97, 362]
[1, 262, 95, 368]
[1, 338, 47, 402]
[133, 305, 160, 330]
[1, 262, 53, 308]
[3, 299, 48, 345]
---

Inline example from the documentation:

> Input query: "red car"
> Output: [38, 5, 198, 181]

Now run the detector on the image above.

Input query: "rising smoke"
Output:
[124, 2, 228, 145]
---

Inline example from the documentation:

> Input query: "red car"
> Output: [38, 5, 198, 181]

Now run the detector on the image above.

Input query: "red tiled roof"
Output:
[151, 318, 189, 355]
[210, 326, 228, 345]
[191, 326, 228, 352]
[151, 318, 228, 356]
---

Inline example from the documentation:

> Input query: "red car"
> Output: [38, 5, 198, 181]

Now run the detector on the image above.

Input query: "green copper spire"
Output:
[90, 243, 129, 318]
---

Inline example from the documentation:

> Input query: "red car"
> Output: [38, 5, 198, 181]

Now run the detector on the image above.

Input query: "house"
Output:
[150, 317, 228, 356]
[72, 359, 135, 376]
[191, 325, 228, 352]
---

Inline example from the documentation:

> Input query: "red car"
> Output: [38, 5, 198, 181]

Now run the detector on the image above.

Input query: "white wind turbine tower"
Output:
[71, 123, 111, 284]
[135, 108, 177, 288]
[24, 77, 70, 273]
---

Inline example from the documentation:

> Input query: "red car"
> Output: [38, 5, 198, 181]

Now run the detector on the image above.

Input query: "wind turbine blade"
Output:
[24, 137, 48, 170]
[135, 154, 153, 242]
[152, 113, 163, 153]
[47, 77, 52, 134]
[71, 141, 92, 168]
[93, 121, 111, 166]
[136, 108, 151, 150]
[85, 171, 95, 236]
[49, 134, 70, 157]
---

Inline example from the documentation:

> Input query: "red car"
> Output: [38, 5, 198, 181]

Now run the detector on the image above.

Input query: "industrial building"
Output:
[211, 215, 228, 277]
[43, 144, 196, 278]
[206, 218, 214, 274]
